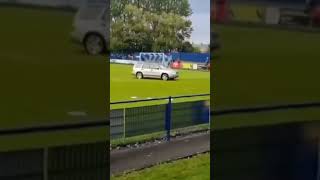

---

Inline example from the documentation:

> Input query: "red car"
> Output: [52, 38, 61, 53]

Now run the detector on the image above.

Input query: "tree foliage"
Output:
[181, 42, 203, 53]
[111, 0, 192, 18]
[110, 1, 195, 53]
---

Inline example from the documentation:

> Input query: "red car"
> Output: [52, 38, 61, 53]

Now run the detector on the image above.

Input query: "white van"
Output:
[71, 0, 108, 55]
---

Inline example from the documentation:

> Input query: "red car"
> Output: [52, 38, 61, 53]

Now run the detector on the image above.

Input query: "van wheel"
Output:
[161, 73, 169, 81]
[136, 72, 143, 79]
[84, 33, 105, 55]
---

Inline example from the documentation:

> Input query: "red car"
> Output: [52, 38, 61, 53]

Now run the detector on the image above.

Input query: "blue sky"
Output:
[189, 0, 210, 44]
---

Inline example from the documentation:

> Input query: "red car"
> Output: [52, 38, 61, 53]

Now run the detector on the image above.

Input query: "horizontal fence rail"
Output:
[110, 93, 210, 105]
[110, 94, 211, 141]
[0, 120, 109, 136]
[212, 101, 320, 116]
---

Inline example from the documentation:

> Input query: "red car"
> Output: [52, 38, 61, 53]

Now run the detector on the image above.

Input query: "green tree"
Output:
[111, 0, 192, 18]
[151, 12, 192, 52]
[180, 42, 202, 53]
[110, 4, 193, 53]
[111, 5, 151, 53]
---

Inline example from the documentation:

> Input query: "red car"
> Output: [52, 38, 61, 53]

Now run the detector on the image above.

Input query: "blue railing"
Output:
[212, 101, 320, 116]
[110, 94, 210, 141]
[110, 52, 210, 63]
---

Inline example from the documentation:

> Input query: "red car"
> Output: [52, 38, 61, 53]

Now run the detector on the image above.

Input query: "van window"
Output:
[135, 64, 143, 68]
[101, 9, 106, 21]
[150, 64, 160, 69]
[142, 64, 150, 69]
[79, 7, 104, 20]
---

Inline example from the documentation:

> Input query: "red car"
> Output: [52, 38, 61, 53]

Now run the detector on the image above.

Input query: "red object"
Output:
[171, 60, 182, 69]
[212, 0, 231, 23]
[311, 7, 320, 25]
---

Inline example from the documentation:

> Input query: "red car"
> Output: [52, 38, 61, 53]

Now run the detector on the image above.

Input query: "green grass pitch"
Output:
[213, 24, 320, 129]
[110, 64, 210, 109]
[0, 6, 107, 151]
[111, 153, 210, 180]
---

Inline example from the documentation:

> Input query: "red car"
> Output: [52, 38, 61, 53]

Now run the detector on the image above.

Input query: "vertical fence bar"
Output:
[123, 108, 126, 139]
[165, 96, 172, 141]
[317, 137, 320, 180]
[209, 101, 211, 127]
[43, 147, 48, 180]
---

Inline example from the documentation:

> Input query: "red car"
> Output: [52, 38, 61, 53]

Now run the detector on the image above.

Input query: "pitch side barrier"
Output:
[211, 102, 320, 180]
[0, 2, 78, 12]
[0, 119, 109, 180]
[212, 101, 320, 116]
[110, 94, 210, 141]
[0, 120, 109, 136]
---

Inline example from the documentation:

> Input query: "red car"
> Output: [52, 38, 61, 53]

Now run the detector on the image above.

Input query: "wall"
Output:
[171, 52, 210, 63]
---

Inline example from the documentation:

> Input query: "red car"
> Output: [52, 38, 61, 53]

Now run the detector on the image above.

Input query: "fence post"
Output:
[208, 101, 211, 126]
[123, 108, 126, 139]
[317, 137, 320, 180]
[43, 147, 48, 180]
[165, 96, 172, 141]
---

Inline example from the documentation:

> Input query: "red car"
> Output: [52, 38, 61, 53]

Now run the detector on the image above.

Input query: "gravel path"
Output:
[110, 132, 210, 175]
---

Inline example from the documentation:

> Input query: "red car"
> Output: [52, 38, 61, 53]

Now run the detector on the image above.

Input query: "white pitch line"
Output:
[67, 111, 87, 116]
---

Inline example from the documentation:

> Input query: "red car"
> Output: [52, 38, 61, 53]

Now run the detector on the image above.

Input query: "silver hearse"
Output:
[132, 62, 179, 81]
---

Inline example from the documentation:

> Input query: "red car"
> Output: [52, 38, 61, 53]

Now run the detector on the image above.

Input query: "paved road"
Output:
[110, 132, 210, 175]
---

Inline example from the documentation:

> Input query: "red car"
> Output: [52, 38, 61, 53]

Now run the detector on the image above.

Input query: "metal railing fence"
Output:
[110, 94, 211, 141]
[0, 120, 108, 180]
